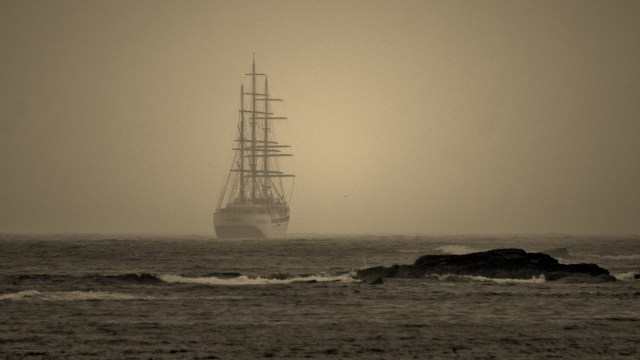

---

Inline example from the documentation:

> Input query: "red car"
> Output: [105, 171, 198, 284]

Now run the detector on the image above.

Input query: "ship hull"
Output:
[213, 211, 289, 239]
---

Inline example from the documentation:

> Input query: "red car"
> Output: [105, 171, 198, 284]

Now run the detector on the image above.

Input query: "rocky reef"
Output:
[356, 248, 615, 284]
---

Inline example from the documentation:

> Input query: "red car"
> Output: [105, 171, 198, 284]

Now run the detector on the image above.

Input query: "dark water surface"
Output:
[1, 234, 639, 359]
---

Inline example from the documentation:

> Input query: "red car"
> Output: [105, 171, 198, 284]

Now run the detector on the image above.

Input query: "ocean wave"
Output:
[434, 245, 479, 255]
[10, 273, 165, 285]
[0, 290, 144, 301]
[427, 274, 546, 284]
[614, 271, 640, 281]
[106, 273, 164, 283]
[589, 254, 640, 261]
[9, 272, 356, 287]
[158, 273, 356, 286]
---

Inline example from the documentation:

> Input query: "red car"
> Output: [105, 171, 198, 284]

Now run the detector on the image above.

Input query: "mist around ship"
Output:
[2, 1, 639, 236]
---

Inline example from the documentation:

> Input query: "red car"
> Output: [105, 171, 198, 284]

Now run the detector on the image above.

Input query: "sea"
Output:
[1, 234, 638, 359]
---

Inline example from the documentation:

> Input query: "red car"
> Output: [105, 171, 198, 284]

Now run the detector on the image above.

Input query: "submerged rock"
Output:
[356, 248, 615, 283]
[110, 273, 164, 284]
[203, 272, 242, 279]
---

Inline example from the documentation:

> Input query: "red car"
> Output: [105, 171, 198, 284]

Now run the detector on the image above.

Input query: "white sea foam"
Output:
[613, 271, 639, 281]
[462, 275, 546, 284]
[429, 274, 546, 284]
[158, 274, 355, 286]
[0, 290, 41, 300]
[0, 290, 143, 301]
[434, 245, 479, 255]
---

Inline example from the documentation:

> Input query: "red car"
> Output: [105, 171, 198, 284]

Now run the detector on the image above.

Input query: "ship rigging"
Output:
[213, 59, 294, 238]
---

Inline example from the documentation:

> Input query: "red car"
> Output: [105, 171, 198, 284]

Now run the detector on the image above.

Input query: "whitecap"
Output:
[461, 275, 546, 284]
[0, 290, 42, 300]
[434, 245, 479, 255]
[427, 274, 546, 284]
[614, 271, 639, 281]
[158, 274, 355, 286]
[0, 290, 144, 301]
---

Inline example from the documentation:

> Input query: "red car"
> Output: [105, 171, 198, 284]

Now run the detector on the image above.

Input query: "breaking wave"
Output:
[158, 273, 355, 286]
[428, 274, 546, 284]
[434, 245, 479, 255]
[614, 271, 640, 281]
[9, 272, 356, 287]
[0, 290, 145, 301]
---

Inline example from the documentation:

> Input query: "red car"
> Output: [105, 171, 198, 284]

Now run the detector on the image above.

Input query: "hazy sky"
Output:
[1, 0, 639, 235]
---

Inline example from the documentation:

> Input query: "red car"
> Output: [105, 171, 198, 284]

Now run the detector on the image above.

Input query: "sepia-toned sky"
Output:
[1, 0, 639, 235]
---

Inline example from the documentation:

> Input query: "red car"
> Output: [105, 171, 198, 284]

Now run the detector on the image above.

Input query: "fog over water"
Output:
[1, 0, 639, 235]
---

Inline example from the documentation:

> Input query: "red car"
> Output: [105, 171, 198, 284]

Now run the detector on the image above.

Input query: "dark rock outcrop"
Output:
[356, 248, 615, 283]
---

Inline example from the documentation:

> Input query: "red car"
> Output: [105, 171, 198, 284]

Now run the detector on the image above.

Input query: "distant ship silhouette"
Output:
[214, 59, 294, 239]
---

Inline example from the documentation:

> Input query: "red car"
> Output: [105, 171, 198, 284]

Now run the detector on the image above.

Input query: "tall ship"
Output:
[213, 60, 294, 238]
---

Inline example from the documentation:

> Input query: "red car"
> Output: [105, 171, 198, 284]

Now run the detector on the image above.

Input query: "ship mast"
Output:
[227, 59, 293, 206]
[216, 58, 294, 216]
[250, 58, 257, 201]
[239, 84, 245, 202]
[263, 78, 270, 201]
